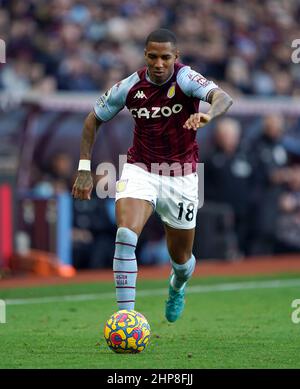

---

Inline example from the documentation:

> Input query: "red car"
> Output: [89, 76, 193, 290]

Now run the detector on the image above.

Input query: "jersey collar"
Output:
[145, 69, 174, 86]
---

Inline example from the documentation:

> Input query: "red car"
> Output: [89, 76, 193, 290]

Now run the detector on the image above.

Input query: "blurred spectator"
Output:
[72, 193, 117, 269]
[32, 151, 74, 196]
[275, 165, 300, 253]
[204, 118, 253, 255]
[72, 171, 116, 269]
[250, 114, 289, 254]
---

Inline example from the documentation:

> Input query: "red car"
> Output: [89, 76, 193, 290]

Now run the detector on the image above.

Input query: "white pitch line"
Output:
[2, 278, 300, 306]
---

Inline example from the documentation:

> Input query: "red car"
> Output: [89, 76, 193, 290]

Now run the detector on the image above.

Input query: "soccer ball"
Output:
[104, 310, 151, 353]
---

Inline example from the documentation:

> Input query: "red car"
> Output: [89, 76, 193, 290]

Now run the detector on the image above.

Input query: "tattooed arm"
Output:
[206, 88, 233, 120]
[183, 88, 233, 131]
[72, 112, 102, 200]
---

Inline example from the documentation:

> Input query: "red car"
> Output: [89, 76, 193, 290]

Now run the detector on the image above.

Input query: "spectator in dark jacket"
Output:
[250, 113, 289, 254]
[204, 118, 253, 255]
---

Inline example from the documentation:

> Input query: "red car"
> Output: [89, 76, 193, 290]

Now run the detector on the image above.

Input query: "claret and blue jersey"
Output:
[94, 62, 217, 175]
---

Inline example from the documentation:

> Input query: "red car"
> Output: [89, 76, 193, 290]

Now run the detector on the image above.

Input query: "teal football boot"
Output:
[165, 282, 185, 323]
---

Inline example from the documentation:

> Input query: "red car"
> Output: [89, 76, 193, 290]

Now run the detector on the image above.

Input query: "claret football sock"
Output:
[170, 254, 196, 291]
[113, 227, 138, 310]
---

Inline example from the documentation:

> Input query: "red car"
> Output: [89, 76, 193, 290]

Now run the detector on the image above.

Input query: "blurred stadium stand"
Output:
[1, 0, 300, 273]
[1, 0, 300, 96]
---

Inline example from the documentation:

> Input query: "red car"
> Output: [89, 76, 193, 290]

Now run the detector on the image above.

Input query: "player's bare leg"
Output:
[164, 225, 195, 264]
[164, 225, 196, 322]
[113, 198, 153, 311]
[116, 198, 153, 236]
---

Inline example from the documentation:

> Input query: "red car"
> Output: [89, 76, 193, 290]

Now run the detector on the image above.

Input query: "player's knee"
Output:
[117, 222, 142, 236]
[170, 250, 193, 264]
[116, 227, 138, 243]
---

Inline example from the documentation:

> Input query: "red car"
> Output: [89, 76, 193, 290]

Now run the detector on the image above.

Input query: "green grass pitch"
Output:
[0, 273, 300, 369]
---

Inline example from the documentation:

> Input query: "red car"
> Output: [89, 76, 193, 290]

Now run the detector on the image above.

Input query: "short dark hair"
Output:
[145, 29, 177, 47]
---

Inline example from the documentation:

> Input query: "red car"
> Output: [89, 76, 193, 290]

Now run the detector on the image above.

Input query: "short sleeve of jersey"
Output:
[177, 66, 218, 101]
[93, 72, 140, 122]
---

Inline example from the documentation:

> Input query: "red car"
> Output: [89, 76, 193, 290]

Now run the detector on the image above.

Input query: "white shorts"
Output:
[115, 163, 199, 229]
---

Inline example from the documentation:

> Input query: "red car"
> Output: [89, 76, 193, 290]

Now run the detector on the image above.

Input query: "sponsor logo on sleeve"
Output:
[96, 88, 112, 108]
[96, 97, 106, 108]
[188, 72, 211, 87]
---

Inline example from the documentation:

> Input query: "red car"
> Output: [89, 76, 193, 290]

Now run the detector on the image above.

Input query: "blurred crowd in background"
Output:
[0, 0, 300, 96]
[1, 0, 300, 269]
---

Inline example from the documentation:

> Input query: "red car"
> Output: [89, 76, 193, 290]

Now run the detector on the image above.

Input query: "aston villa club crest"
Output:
[167, 83, 176, 98]
[116, 179, 128, 192]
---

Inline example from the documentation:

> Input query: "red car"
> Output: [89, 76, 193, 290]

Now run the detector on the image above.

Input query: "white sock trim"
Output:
[170, 255, 196, 291]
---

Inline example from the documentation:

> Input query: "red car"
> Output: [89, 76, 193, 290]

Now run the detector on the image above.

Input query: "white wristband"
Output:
[78, 159, 91, 171]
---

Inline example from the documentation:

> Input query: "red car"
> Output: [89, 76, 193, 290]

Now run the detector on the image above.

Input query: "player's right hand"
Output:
[72, 171, 93, 200]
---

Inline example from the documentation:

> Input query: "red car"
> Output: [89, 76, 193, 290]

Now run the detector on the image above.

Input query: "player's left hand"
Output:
[183, 113, 212, 131]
